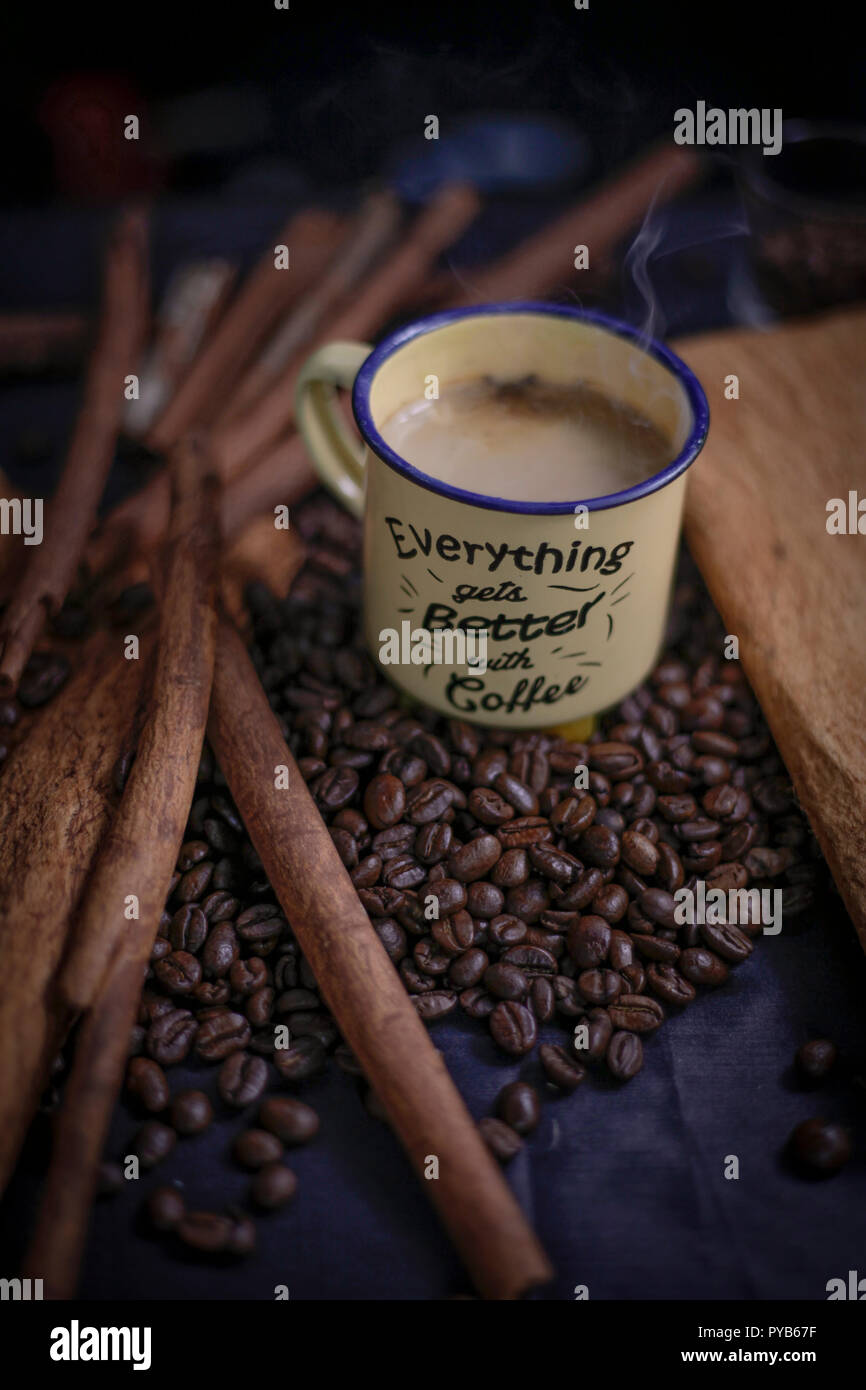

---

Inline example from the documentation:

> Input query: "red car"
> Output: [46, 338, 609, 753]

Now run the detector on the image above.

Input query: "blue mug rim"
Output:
[351, 301, 709, 515]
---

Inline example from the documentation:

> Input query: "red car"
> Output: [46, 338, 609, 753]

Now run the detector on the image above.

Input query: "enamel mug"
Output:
[294, 302, 709, 730]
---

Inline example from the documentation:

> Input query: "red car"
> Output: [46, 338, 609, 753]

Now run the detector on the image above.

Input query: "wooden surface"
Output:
[208, 618, 554, 1300]
[677, 307, 866, 952]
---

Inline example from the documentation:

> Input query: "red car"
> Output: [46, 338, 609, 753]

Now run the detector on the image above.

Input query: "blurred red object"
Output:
[39, 74, 163, 199]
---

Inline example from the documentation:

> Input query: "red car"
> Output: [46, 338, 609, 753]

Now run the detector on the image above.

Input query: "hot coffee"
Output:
[380, 374, 673, 503]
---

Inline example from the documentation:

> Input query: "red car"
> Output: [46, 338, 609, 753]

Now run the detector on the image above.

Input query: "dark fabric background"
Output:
[1, 179, 865, 1300]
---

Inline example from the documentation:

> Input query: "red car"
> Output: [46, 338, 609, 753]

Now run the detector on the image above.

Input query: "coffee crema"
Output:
[379, 374, 673, 503]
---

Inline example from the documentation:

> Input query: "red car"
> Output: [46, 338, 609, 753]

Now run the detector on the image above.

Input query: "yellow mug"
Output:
[295, 303, 709, 730]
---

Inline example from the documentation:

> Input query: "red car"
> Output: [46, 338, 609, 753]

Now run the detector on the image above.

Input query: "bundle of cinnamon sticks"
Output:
[0, 142, 701, 1300]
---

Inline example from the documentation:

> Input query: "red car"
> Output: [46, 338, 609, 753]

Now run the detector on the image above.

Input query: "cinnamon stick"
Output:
[124, 259, 237, 438]
[215, 191, 402, 425]
[0, 208, 149, 692]
[24, 441, 220, 1297]
[445, 142, 701, 305]
[146, 207, 345, 452]
[0, 624, 152, 1195]
[60, 439, 220, 1013]
[207, 617, 553, 1300]
[209, 183, 480, 478]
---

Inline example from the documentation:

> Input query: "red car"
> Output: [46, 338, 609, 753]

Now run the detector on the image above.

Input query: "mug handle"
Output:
[294, 341, 373, 520]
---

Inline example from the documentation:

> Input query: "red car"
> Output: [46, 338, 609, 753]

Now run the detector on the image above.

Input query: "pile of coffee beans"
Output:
[11, 493, 833, 1254]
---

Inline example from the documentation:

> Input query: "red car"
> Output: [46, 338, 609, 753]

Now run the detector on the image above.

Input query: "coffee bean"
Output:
[484, 962, 528, 1000]
[133, 1120, 176, 1168]
[578, 824, 621, 869]
[146, 1185, 185, 1231]
[577, 969, 621, 1005]
[788, 1117, 851, 1175]
[539, 1043, 586, 1092]
[218, 1051, 269, 1107]
[195, 1011, 251, 1062]
[259, 1096, 320, 1146]
[489, 1001, 537, 1056]
[606, 1030, 644, 1080]
[646, 964, 696, 1006]
[233, 1128, 284, 1168]
[478, 1116, 523, 1163]
[274, 1035, 329, 1083]
[608, 994, 665, 1032]
[146, 1008, 196, 1066]
[459, 986, 496, 1018]
[363, 773, 406, 830]
[251, 1162, 298, 1209]
[126, 1057, 169, 1113]
[448, 834, 502, 882]
[679, 946, 729, 987]
[494, 1082, 540, 1135]
[796, 1039, 837, 1083]
[170, 1089, 213, 1135]
[154, 949, 202, 995]
[177, 1211, 233, 1253]
[567, 915, 611, 969]
[699, 921, 754, 964]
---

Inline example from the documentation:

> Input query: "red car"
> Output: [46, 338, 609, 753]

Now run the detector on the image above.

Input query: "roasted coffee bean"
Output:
[567, 916, 611, 969]
[646, 964, 695, 1005]
[126, 1057, 170, 1113]
[606, 1030, 644, 1080]
[363, 772, 406, 830]
[406, 779, 457, 824]
[251, 1162, 299, 1209]
[578, 824, 621, 869]
[620, 962, 647, 994]
[591, 883, 629, 923]
[259, 1096, 320, 1146]
[484, 962, 528, 1000]
[552, 975, 583, 1019]
[459, 986, 496, 1018]
[529, 842, 581, 885]
[170, 1089, 213, 1135]
[529, 975, 556, 1022]
[218, 1051, 269, 1108]
[788, 1117, 852, 1175]
[469, 787, 515, 825]
[589, 742, 644, 779]
[699, 921, 754, 963]
[425, 877, 467, 917]
[496, 1081, 541, 1135]
[465, 880, 504, 919]
[177, 1211, 233, 1253]
[633, 933, 680, 964]
[229, 957, 269, 997]
[539, 1043, 586, 1092]
[796, 1039, 838, 1084]
[432, 911, 476, 954]
[202, 922, 239, 978]
[415, 822, 452, 864]
[577, 968, 621, 1006]
[578, 1008, 613, 1062]
[133, 1120, 176, 1168]
[195, 1011, 251, 1062]
[146, 1185, 185, 1231]
[501, 944, 557, 975]
[679, 947, 730, 987]
[655, 842, 685, 892]
[620, 829, 659, 876]
[154, 950, 202, 995]
[274, 1036, 329, 1084]
[496, 816, 553, 850]
[608, 994, 664, 1033]
[489, 1001, 537, 1056]
[233, 1129, 284, 1169]
[478, 1116, 523, 1163]
[608, 930, 634, 971]
[146, 1008, 196, 1066]
[169, 904, 209, 953]
[449, 948, 489, 989]
[487, 914, 527, 948]
[448, 834, 502, 882]
[225, 1209, 257, 1256]
[413, 990, 458, 1022]
[175, 862, 214, 903]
